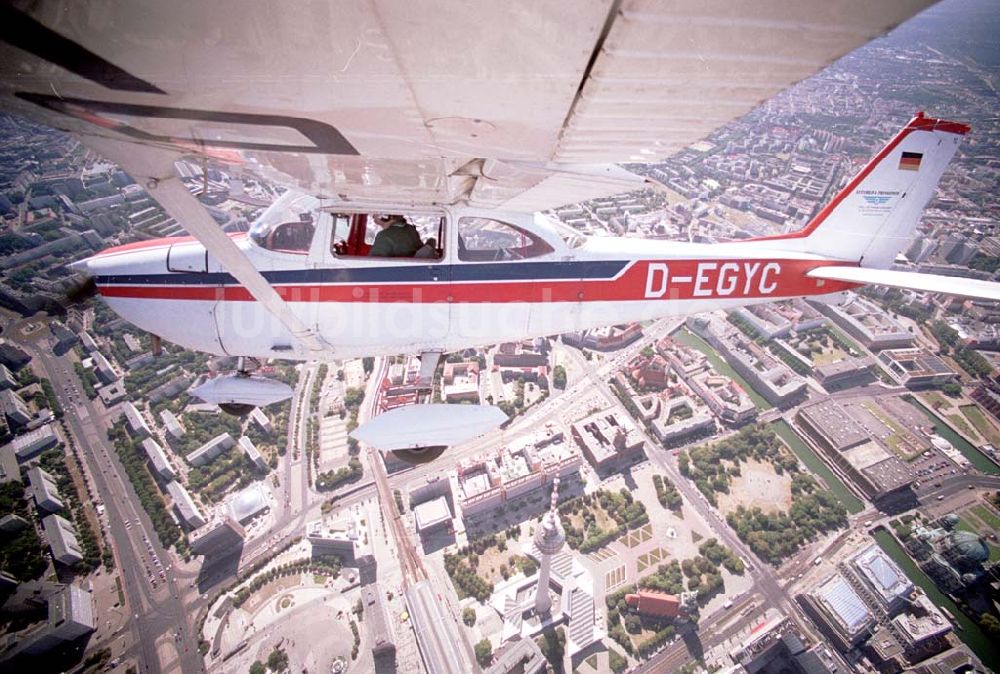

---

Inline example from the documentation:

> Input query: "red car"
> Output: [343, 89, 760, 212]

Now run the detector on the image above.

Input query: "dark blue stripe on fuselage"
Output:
[95, 260, 630, 286]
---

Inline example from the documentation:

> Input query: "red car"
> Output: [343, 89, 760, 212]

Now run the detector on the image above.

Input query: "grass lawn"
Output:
[955, 516, 979, 535]
[970, 504, 1000, 531]
[476, 546, 522, 584]
[961, 405, 1000, 447]
[864, 401, 922, 460]
[810, 344, 848, 366]
[621, 523, 653, 548]
[946, 414, 977, 440]
[922, 391, 951, 411]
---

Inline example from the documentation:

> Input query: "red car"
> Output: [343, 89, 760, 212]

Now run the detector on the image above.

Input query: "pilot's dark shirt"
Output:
[369, 222, 422, 257]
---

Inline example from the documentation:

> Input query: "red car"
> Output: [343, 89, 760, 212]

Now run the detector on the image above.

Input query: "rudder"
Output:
[753, 113, 969, 268]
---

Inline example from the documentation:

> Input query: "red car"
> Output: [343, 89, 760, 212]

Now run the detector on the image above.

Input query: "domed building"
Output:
[942, 530, 990, 571]
[907, 514, 991, 594]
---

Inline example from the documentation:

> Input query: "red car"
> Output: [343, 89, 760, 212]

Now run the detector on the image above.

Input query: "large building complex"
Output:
[189, 516, 245, 558]
[122, 401, 151, 438]
[27, 466, 64, 513]
[7, 424, 58, 460]
[41, 514, 83, 566]
[687, 315, 806, 406]
[800, 544, 952, 667]
[811, 295, 913, 350]
[795, 399, 914, 500]
[802, 574, 874, 649]
[186, 432, 236, 467]
[877, 349, 957, 389]
[906, 514, 992, 593]
[454, 433, 580, 519]
[570, 409, 644, 473]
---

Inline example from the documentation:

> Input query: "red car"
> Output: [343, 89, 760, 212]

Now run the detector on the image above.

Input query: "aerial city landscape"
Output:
[1, 1, 1000, 673]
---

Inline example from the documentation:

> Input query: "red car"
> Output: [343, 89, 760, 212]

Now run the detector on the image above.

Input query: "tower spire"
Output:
[533, 476, 566, 615]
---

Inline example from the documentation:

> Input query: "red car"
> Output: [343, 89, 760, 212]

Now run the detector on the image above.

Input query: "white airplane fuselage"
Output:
[81, 205, 859, 361]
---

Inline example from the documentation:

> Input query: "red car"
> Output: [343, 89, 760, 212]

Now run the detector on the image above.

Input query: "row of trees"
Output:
[727, 312, 762, 342]
[108, 422, 183, 549]
[931, 321, 992, 377]
[39, 447, 101, 571]
[234, 555, 342, 607]
[0, 482, 47, 580]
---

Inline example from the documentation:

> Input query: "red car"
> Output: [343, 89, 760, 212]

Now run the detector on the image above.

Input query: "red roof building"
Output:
[625, 590, 681, 618]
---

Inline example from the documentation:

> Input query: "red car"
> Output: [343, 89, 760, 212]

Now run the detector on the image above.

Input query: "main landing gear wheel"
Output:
[390, 445, 447, 465]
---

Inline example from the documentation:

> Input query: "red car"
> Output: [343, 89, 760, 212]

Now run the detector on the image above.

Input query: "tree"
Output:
[249, 662, 266, 674]
[267, 647, 288, 672]
[980, 612, 1000, 637]
[552, 365, 567, 389]
[474, 639, 493, 667]
[463, 606, 477, 627]
[940, 380, 961, 397]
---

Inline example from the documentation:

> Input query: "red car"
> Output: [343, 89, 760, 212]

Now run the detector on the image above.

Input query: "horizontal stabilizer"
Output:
[807, 267, 1000, 302]
[351, 404, 507, 450]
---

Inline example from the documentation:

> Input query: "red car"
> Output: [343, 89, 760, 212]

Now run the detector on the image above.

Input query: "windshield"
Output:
[536, 212, 587, 249]
[249, 192, 320, 252]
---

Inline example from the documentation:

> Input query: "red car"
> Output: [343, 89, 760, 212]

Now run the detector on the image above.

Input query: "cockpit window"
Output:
[250, 217, 315, 253]
[457, 217, 554, 262]
[248, 191, 319, 254]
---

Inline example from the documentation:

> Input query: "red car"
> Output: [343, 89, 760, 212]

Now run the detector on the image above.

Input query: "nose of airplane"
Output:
[68, 257, 93, 275]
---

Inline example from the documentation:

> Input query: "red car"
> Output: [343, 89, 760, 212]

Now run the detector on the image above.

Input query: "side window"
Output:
[457, 217, 554, 262]
[331, 212, 445, 260]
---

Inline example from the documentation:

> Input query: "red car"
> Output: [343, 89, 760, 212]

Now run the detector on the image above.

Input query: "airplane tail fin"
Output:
[752, 113, 970, 268]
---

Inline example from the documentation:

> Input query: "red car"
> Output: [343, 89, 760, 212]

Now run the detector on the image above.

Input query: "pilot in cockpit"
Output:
[369, 214, 422, 257]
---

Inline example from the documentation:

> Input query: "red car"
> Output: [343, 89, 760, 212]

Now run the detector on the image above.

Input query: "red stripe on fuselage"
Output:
[97, 258, 860, 303]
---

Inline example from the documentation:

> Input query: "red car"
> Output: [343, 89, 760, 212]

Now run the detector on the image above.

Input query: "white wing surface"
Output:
[808, 266, 1000, 302]
[0, 0, 935, 209]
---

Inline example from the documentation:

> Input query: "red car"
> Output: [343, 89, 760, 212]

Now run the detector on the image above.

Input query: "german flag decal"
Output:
[899, 151, 923, 171]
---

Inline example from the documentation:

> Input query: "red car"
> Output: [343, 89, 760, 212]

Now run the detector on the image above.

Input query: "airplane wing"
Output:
[807, 266, 1000, 302]
[0, 0, 935, 211]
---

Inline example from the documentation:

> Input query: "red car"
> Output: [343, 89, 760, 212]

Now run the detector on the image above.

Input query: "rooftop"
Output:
[852, 545, 913, 607]
[813, 574, 873, 636]
[413, 495, 451, 532]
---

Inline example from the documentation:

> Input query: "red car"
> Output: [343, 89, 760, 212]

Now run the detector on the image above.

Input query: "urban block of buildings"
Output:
[570, 408, 645, 473]
[795, 399, 915, 500]
[687, 315, 806, 406]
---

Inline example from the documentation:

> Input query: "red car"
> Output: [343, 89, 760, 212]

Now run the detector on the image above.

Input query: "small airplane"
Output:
[1, 1, 997, 463]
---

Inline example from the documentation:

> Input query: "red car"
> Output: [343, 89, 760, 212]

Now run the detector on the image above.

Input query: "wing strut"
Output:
[81, 138, 331, 356]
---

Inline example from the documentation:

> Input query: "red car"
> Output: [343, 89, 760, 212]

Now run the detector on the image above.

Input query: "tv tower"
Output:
[533, 476, 566, 615]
